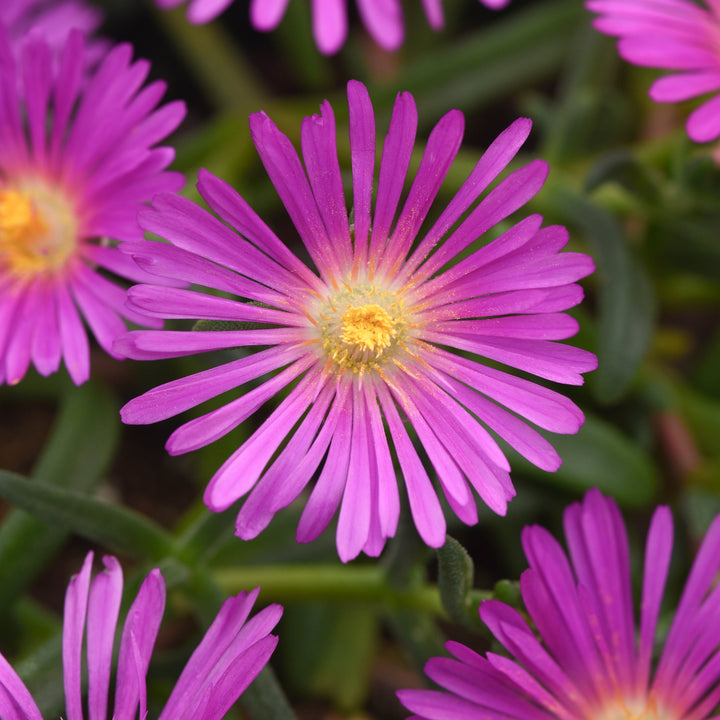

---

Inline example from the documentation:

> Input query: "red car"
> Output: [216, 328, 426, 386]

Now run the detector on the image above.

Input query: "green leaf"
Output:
[692, 325, 720, 398]
[683, 487, 720, 537]
[13, 632, 64, 718]
[0, 472, 175, 562]
[515, 413, 659, 506]
[385, 607, 447, 674]
[492, 579, 523, 609]
[280, 602, 378, 712]
[541, 25, 631, 164]
[240, 667, 299, 720]
[367, 0, 584, 128]
[654, 216, 720, 281]
[678, 388, 720, 461]
[0, 383, 119, 615]
[437, 536, 475, 627]
[153, 5, 266, 115]
[586, 151, 660, 204]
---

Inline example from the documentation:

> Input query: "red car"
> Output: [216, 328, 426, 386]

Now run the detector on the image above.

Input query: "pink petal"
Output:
[356, 0, 404, 50]
[347, 80, 375, 273]
[249, 0, 290, 29]
[0, 654, 43, 720]
[113, 570, 165, 720]
[686, 93, 720, 141]
[311, 0, 347, 55]
[63, 552, 95, 720]
[87, 556, 123, 720]
[369, 91, 417, 266]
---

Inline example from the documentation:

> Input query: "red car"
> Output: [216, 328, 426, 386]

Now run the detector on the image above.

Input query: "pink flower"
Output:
[2, 0, 105, 64]
[156, 0, 510, 54]
[399, 488, 720, 720]
[154, 0, 235, 26]
[0, 552, 282, 720]
[0, 27, 185, 385]
[587, 0, 720, 142]
[117, 80, 596, 562]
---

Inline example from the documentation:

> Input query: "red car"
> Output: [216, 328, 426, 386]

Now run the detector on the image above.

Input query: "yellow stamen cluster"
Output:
[594, 696, 672, 720]
[315, 283, 409, 374]
[0, 182, 77, 277]
[340, 304, 394, 353]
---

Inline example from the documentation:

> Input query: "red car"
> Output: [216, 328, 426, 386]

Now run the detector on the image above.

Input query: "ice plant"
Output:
[0, 26, 185, 385]
[0, 552, 282, 720]
[154, 0, 235, 26]
[587, 0, 720, 142]
[117, 79, 596, 562]
[398, 488, 720, 720]
[2, 0, 104, 62]
[156, 0, 509, 54]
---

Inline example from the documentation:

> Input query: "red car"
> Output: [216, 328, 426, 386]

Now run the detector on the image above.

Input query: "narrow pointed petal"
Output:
[113, 570, 165, 720]
[87, 556, 123, 720]
[63, 552, 95, 720]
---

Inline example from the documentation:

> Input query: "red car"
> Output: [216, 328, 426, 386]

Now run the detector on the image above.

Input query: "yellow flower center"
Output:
[0, 182, 78, 278]
[593, 696, 675, 720]
[316, 283, 410, 374]
[340, 304, 394, 353]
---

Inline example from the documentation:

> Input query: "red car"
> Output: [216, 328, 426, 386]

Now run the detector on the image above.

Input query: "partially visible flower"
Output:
[117, 80, 595, 562]
[398, 488, 720, 720]
[2, 0, 104, 63]
[155, 0, 510, 54]
[0, 26, 185, 385]
[155, 0, 235, 26]
[587, 0, 720, 142]
[0, 552, 282, 720]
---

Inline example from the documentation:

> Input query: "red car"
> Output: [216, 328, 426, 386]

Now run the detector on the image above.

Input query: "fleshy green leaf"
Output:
[241, 667, 300, 720]
[586, 151, 660, 203]
[0, 383, 119, 615]
[0, 472, 175, 562]
[492, 579, 523, 609]
[13, 633, 64, 718]
[437, 535, 475, 627]
[280, 602, 378, 712]
[367, 0, 584, 127]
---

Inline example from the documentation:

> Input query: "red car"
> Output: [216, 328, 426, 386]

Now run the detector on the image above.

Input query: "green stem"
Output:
[214, 564, 447, 615]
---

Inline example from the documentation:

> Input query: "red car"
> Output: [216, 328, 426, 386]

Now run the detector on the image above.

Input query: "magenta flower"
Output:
[398, 488, 720, 720]
[0, 552, 282, 720]
[587, 0, 720, 142]
[2, 0, 105, 65]
[117, 80, 596, 562]
[0, 27, 185, 386]
[156, 0, 510, 54]
[154, 0, 235, 26]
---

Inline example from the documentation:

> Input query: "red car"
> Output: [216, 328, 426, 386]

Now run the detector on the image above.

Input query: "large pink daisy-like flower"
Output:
[399, 488, 720, 720]
[156, 0, 510, 54]
[0, 552, 282, 720]
[587, 0, 720, 142]
[117, 80, 596, 562]
[0, 27, 185, 386]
